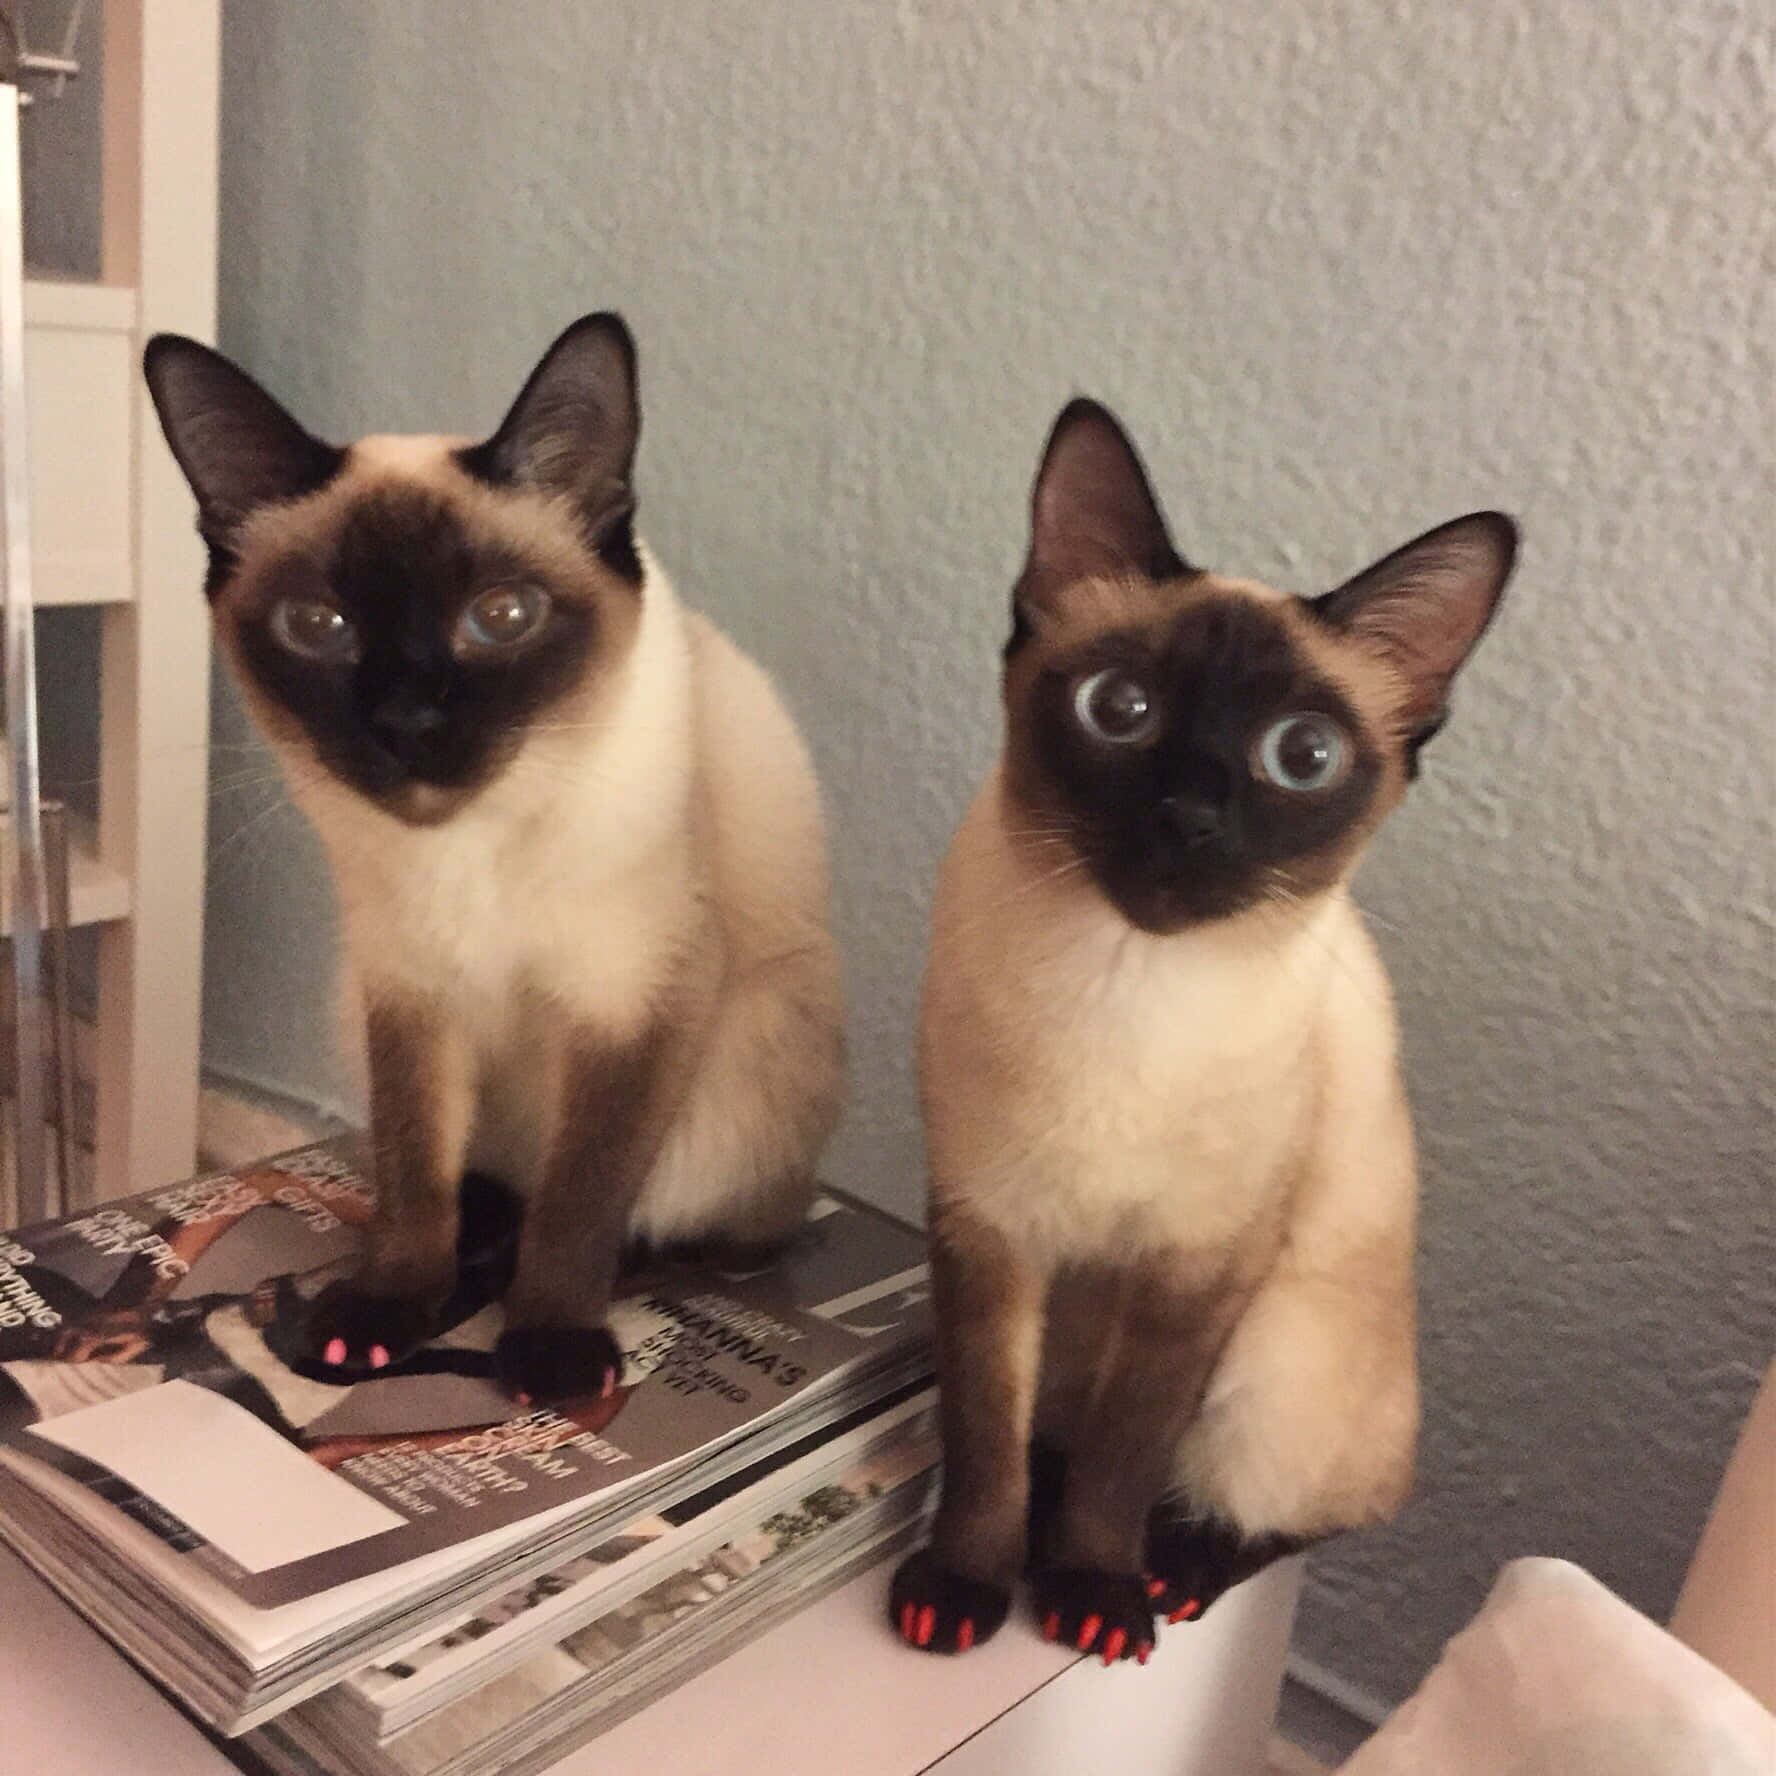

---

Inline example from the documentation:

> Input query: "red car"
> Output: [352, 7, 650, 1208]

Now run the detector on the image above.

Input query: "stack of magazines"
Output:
[0, 1140, 936, 1774]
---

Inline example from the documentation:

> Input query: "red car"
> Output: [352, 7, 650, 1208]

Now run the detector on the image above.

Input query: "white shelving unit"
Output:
[6, 0, 218, 1210]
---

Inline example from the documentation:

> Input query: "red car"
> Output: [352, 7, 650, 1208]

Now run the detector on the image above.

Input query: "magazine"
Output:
[338, 1389, 938, 1738]
[0, 1139, 932, 1730]
[252, 1397, 940, 1776]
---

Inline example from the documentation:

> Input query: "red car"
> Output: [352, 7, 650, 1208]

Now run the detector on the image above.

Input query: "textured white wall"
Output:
[208, 0, 1772, 1704]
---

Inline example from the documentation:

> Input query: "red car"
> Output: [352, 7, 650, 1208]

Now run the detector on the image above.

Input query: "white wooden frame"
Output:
[12, 0, 218, 1203]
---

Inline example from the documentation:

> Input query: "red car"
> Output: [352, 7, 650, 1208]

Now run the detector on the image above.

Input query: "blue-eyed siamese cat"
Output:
[891, 399, 1515, 1662]
[144, 316, 844, 1405]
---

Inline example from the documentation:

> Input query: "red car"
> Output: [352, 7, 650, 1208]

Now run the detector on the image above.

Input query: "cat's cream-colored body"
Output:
[147, 317, 847, 1392]
[921, 769, 1418, 1537]
[275, 506, 843, 1246]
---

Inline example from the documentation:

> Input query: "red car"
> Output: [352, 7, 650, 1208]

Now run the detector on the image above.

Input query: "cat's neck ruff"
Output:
[974, 765, 1356, 1003]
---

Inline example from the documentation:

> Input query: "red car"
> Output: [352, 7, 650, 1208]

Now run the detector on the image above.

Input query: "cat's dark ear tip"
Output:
[556, 311, 636, 370]
[1054, 394, 1119, 427]
[1452, 510, 1520, 574]
[1047, 395, 1131, 445]
[141, 331, 210, 384]
[1036, 396, 1143, 485]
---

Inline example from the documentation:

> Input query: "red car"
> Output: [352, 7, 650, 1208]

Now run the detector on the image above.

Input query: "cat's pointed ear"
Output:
[1313, 511, 1517, 749]
[1012, 398, 1191, 643]
[458, 313, 641, 579]
[143, 335, 344, 577]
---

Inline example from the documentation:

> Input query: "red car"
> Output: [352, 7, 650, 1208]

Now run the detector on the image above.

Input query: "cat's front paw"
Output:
[496, 1324, 623, 1406]
[888, 1547, 1011, 1654]
[298, 1281, 440, 1380]
[1032, 1567, 1155, 1665]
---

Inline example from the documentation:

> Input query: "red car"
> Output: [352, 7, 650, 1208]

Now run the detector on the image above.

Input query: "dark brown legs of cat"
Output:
[303, 1006, 696, 1404]
[890, 1223, 1040, 1654]
[900, 1434, 1310, 1659]
[494, 1026, 690, 1404]
[1023, 1271, 1239, 1663]
[893, 1243, 1266, 1662]
[301, 996, 471, 1377]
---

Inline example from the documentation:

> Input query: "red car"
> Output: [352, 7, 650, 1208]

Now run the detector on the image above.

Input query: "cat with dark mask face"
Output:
[890, 399, 1515, 1662]
[144, 316, 844, 1404]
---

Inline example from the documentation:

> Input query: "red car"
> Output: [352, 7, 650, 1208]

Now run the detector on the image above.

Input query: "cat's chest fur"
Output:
[340, 805, 696, 1035]
[922, 789, 1350, 1266]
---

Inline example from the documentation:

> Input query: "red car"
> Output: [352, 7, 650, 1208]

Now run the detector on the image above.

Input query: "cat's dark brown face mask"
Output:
[142, 316, 646, 823]
[1001, 400, 1517, 935]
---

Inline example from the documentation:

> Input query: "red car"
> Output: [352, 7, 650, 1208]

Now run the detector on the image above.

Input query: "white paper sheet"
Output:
[29, 1379, 404, 1572]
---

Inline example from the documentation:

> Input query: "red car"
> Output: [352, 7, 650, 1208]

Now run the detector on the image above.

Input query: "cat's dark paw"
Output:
[1032, 1567, 1156, 1665]
[1143, 1512, 1306, 1623]
[651, 1232, 797, 1276]
[297, 1281, 440, 1380]
[888, 1547, 1012, 1654]
[495, 1324, 624, 1406]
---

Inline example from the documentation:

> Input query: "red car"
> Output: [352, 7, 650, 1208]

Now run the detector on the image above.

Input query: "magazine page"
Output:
[349, 1388, 938, 1734]
[371, 1405, 939, 1775]
[0, 1141, 930, 1614]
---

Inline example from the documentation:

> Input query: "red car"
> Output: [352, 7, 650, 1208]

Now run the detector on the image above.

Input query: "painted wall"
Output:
[206, 0, 1772, 1707]
[17, 0, 103, 280]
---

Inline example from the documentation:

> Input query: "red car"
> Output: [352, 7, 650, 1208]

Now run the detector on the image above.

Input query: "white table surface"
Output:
[0, 1544, 1300, 1776]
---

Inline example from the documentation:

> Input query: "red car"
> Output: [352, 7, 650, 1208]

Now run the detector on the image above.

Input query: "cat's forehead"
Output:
[1037, 576, 1320, 676]
[350, 432, 471, 472]
[1015, 571, 1404, 740]
[228, 438, 600, 605]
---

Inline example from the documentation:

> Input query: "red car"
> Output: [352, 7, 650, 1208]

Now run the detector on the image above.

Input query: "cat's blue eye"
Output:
[454, 583, 551, 657]
[269, 598, 360, 665]
[1074, 668, 1160, 745]
[1255, 713, 1349, 792]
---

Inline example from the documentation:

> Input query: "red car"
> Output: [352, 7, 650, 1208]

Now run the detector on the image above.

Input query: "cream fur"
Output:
[242, 461, 843, 1248]
[921, 768, 1418, 1538]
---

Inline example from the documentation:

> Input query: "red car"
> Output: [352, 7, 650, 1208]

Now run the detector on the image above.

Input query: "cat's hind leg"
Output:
[1160, 1266, 1417, 1620]
[1142, 1509, 1307, 1624]
[630, 937, 844, 1253]
[1153, 976, 1421, 1622]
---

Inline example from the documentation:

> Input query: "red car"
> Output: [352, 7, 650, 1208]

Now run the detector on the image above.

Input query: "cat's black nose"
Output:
[371, 692, 446, 744]
[1160, 794, 1223, 847]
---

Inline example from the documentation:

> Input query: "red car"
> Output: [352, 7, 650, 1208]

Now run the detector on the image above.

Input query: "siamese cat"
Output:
[144, 316, 844, 1404]
[890, 399, 1515, 1663]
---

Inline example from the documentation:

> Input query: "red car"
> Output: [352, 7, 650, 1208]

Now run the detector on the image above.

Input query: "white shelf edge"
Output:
[23, 278, 140, 333]
[33, 550, 134, 607]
